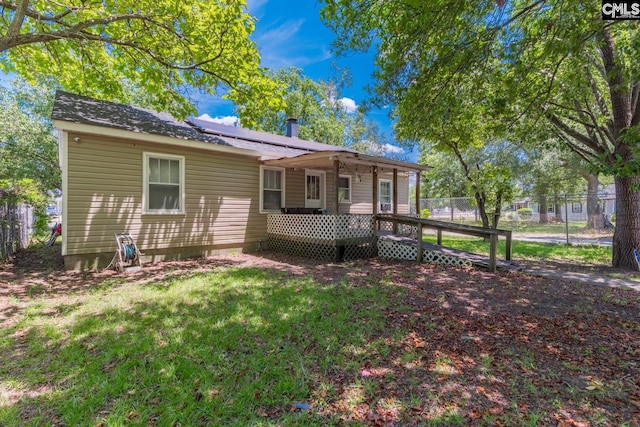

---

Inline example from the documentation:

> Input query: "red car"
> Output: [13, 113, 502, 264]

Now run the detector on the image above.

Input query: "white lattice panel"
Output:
[378, 238, 416, 261]
[398, 224, 418, 236]
[377, 237, 473, 267]
[268, 214, 375, 241]
[268, 214, 337, 240]
[336, 215, 375, 239]
[267, 214, 376, 261]
[423, 251, 472, 267]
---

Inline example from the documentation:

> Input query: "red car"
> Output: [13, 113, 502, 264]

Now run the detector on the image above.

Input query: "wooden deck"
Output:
[378, 234, 523, 272]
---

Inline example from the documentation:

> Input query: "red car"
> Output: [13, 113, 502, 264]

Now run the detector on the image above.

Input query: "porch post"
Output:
[392, 168, 398, 233]
[415, 171, 421, 216]
[333, 159, 340, 214]
[372, 166, 378, 215]
[392, 169, 398, 214]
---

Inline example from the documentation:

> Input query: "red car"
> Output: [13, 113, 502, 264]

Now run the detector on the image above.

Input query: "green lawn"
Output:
[430, 218, 614, 238]
[422, 233, 612, 266]
[1, 250, 638, 425]
[0, 267, 390, 425]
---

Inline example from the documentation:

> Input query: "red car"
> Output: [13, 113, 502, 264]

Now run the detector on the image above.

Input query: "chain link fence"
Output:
[413, 192, 616, 246]
[0, 190, 34, 261]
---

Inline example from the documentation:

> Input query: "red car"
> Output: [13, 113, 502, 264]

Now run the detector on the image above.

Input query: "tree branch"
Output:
[544, 110, 612, 162]
[0, 0, 78, 24]
[5, 0, 28, 38]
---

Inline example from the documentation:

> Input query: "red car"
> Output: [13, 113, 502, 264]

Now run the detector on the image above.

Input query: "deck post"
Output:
[416, 222, 423, 262]
[392, 169, 398, 233]
[415, 171, 421, 216]
[489, 234, 497, 272]
[372, 166, 378, 215]
[333, 159, 340, 214]
[437, 229, 442, 246]
[505, 230, 512, 261]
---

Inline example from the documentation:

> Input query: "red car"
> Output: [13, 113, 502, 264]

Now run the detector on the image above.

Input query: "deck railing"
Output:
[376, 214, 512, 272]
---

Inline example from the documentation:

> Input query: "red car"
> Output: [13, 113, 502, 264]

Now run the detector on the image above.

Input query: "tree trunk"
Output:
[474, 191, 490, 228]
[584, 174, 606, 230]
[491, 192, 503, 229]
[539, 195, 549, 224]
[612, 175, 640, 270]
[554, 197, 563, 222]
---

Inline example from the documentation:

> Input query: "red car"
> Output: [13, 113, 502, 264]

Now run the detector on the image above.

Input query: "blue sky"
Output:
[197, 0, 411, 158]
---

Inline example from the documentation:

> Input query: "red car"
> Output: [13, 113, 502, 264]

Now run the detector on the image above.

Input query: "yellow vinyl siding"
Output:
[278, 169, 410, 214]
[65, 133, 265, 256]
[284, 169, 305, 208]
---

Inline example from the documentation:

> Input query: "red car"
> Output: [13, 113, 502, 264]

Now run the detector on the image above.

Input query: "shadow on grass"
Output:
[1, 266, 389, 425]
[1, 260, 638, 426]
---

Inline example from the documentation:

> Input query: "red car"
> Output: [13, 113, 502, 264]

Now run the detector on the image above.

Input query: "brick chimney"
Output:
[286, 118, 298, 138]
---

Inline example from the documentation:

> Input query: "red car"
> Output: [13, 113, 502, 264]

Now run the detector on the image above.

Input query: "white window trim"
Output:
[305, 169, 326, 209]
[143, 152, 185, 215]
[338, 174, 352, 204]
[260, 165, 286, 213]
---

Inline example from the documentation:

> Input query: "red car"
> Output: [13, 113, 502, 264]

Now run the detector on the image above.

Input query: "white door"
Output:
[305, 171, 324, 209]
[379, 179, 392, 212]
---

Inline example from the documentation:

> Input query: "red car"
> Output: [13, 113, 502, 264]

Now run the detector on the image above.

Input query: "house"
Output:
[52, 91, 428, 269]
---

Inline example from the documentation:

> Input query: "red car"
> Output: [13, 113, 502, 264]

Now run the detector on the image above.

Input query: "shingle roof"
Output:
[188, 117, 356, 154]
[52, 91, 354, 158]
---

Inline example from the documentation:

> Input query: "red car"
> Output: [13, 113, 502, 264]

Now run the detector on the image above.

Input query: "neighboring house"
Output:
[52, 91, 427, 269]
[509, 186, 616, 222]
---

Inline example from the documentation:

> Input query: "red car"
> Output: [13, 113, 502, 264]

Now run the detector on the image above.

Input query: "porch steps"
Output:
[378, 234, 523, 272]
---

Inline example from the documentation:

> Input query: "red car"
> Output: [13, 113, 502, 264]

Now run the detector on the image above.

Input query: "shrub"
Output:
[420, 208, 431, 219]
[517, 208, 533, 220]
[505, 211, 518, 221]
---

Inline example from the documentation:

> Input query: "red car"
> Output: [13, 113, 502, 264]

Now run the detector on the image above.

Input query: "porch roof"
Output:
[262, 151, 431, 173]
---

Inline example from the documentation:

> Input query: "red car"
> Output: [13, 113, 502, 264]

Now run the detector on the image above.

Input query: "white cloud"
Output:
[246, 0, 268, 14]
[382, 143, 404, 154]
[358, 140, 405, 156]
[197, 114, 239, 126]
[254, 19, 332, 69]
[338, 97, 358, 113]
[260, 19, 304, 41]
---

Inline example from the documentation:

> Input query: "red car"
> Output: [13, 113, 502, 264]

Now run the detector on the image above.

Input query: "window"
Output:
[261, 166, 285, 212]
[379, 179, 392, 212]
[143, 152, 184, 214]
[572, 202, 582, 213]
[338, 175, 351, 203]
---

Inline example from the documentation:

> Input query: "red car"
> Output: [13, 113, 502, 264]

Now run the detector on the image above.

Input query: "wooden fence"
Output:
[0, 191, 33, 261]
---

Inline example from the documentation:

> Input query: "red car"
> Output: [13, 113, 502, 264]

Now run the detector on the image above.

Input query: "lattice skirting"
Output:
[377, 238, 472, 268]
[267, 235, 377, 262]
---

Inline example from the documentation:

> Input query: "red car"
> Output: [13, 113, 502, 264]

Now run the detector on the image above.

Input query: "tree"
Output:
[420, 140, 518, 229]
[0, 78, 59, 192]
[237, 66, 390, 150]
[0, 0, 281, 119]
[237, 67, 346, 145]
[321, 1, 640, 270]
[418, 151, 467, 199]
[0, 78, 59, 235]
